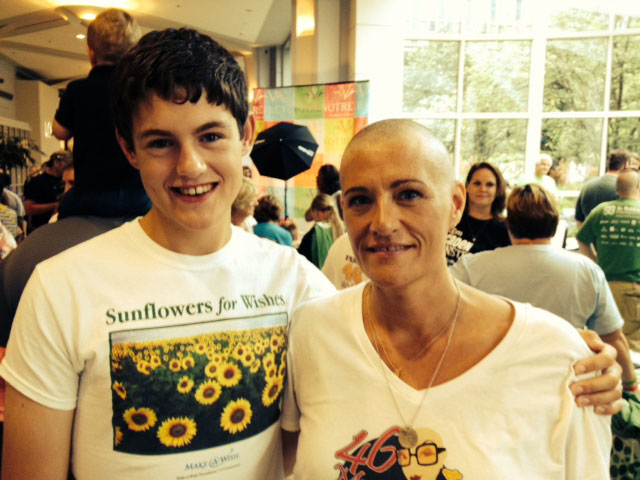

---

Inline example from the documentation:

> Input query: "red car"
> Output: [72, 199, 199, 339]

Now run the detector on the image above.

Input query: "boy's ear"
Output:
[241, 114, 256, 156]
[115, 129, 139, 170]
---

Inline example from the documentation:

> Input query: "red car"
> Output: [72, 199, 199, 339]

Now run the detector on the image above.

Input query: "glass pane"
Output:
[463, 41, 530, 112]
[541, 118, 602, 190]
[413, 119, 455, 155]
[405, 0, 532, 34]
[405, 0, 462, 34]
[544, 38, 607, 111]
[614, 15, 640, 30]
[403, 41, 459, 113]
[462, 0, 532, 34]
[608, 118, 640, 155]
[460, 119, 527, 186]
[548, 8, 609, 33]
[610, 36, 640, 111]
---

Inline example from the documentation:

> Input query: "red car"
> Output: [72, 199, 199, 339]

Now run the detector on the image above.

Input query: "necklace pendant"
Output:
[397, 427, 418, 448]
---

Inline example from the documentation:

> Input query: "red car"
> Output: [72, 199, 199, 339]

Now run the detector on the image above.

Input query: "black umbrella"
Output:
[251, 122, 319, 217]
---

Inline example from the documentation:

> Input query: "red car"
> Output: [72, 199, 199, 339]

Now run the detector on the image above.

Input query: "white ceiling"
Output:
[0, 0, 291, 85]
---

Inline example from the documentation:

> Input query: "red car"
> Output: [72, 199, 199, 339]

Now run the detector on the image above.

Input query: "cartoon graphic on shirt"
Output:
[109, 312, 287, 454]
[335, 426, 462, 479]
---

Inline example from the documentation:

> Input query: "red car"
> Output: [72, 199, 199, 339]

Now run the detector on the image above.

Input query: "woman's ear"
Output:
[450, 181, 466, 229]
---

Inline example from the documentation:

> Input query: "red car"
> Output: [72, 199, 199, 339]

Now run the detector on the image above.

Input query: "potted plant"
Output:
[0, 136, 38, 173]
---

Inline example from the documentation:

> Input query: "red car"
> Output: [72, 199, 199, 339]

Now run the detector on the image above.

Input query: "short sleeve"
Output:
[586, 266, 624, 334]
[281, 331, 301, 432]
[54, 83, 75, 131]
[0, 267, 80, 410]
[575, 209, 598, 246]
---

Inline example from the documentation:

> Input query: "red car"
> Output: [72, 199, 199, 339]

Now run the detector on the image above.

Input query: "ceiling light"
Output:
[76, 34, 86, 39]
[296, 16, 315, 37]
[79, 13, 97, 21]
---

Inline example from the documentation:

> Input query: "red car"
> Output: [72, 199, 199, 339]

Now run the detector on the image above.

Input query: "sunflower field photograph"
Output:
[108, 313, 288, 454]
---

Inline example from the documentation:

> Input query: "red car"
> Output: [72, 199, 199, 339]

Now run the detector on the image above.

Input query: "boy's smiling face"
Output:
[118, 93, 254, 255]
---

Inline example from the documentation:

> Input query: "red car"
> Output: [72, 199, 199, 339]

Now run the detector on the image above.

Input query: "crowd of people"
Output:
[0, 7, 636, 480]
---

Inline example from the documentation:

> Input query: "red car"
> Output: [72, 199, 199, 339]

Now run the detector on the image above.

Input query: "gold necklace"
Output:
[369, 301, 456, 378]
[365, 280, 461, 449]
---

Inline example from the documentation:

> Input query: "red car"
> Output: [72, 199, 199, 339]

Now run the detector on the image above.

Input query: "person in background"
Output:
[48, 162, 75, 224]
[231, 176, 258, 232]
[321, 232, 367, 289]
[575, 149, 630, 228]
[0, 203, 19, 241]
[446, 161, 510, 265]
[253, 194, 294, 246]
[0, 175, 25, 242]
[306, 164, 342, 221]
[23, 151, 70, 231]
[578, 168, 640, 355]
[242, 165, 253, 178]
[298, 193, 345, 269]
[532, 153, 559, 199]
[280, 218, 300, 248]
[52, 8, 150, 220]
[450, 183, 637, 389]
[282, 120, 616, 479]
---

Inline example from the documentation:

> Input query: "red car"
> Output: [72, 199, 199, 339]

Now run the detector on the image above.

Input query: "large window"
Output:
[402, 1, 640, 227]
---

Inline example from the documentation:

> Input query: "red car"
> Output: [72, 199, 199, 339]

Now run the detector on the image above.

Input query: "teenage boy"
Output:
[1, 28, 334, 479]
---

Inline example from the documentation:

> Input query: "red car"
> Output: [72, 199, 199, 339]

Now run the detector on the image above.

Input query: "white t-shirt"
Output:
[282, 283, 611, 479]
[1, 220, 335, 480]
[321, 233, 367, 289]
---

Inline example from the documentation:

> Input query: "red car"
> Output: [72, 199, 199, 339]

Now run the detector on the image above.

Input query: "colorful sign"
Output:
[252, 81, 369, 218]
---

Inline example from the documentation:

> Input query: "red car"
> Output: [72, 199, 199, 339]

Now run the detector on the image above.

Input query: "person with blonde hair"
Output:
[231, 176, 258, 231]
[450, 183, 637, 389]
[298, 193, 345, 268]
[53, 8, 149, 220]
[86, 9, 141, 64]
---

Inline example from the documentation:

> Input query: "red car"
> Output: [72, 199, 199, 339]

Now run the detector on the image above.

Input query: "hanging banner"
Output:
[252, 81, 369, 219]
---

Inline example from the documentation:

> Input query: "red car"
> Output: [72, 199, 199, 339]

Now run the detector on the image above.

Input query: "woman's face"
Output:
[312, 208, 330, 222]
[340, 134, 464, 288]
[466, 168, 497, 210]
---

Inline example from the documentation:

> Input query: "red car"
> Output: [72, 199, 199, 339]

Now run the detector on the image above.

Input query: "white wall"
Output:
[353, 0, 405, 122]
[0, 58, 17, 119]
[37, 82, 62, 159]
[15, 80, 62, 163]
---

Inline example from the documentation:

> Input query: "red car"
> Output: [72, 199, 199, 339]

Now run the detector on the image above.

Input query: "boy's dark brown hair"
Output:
[110, 28, 249, 151]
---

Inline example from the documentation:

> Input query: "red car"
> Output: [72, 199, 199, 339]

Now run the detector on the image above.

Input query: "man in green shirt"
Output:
[577, 168, 640, 352]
